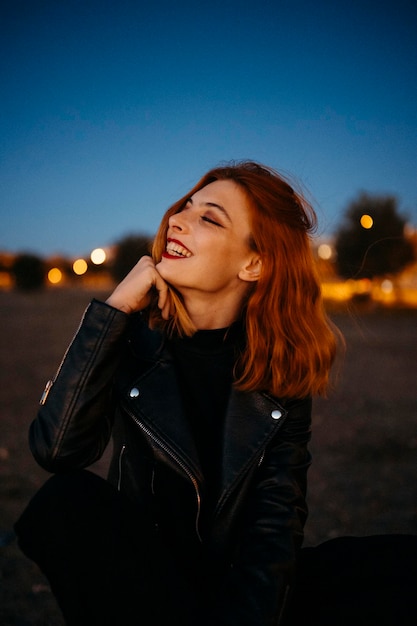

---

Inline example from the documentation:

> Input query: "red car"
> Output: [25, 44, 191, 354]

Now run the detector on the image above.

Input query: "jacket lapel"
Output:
[124, 318, 286, 501]
[218, 388, 287, 506]
[124, 352, 204, 484]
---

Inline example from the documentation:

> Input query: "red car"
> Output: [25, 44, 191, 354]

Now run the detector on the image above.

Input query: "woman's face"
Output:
[156, 179, 260, 306]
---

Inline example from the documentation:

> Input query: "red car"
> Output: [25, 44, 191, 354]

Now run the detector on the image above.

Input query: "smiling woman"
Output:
[150, 163, 336, 397]
[15, 161, 338, 626]
[155, 179, 261, 331]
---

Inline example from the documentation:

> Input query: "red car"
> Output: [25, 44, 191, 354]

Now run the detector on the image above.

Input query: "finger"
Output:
[157, 284, 170, 319]
[161, 296, 172, 320]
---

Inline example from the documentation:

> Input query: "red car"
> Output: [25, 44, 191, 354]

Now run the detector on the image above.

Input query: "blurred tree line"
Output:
[334, 193, 414, 279]
[11, 235, 153, 290]
[110, 234, 152, 283]
[8, 192, 415, 290]
[12, 254, 46, 290]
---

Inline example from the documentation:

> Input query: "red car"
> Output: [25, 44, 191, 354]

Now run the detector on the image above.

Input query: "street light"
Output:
[48, 267, 63, 284]
[90, 248, 106, 265]
[360, 214, 373, 229]
[73, 259, 88, 275]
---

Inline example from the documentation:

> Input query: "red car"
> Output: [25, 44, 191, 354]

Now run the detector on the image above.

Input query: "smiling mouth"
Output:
[164, 239, 192, 258]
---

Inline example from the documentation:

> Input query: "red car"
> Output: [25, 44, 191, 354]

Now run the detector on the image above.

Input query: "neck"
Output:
[181, 291, 246, 330]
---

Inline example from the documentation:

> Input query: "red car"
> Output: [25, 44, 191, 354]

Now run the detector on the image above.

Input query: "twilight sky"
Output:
[2, 0, 416, 258]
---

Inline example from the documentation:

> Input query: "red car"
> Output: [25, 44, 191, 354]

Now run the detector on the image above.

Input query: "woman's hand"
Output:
[106, 255, 171, 318]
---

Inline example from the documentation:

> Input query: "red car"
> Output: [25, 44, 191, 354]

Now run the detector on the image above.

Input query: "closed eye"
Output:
[201, 215, 223, 227]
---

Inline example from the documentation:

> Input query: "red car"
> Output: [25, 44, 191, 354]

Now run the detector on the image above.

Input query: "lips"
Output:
[162, 238, 192, 259]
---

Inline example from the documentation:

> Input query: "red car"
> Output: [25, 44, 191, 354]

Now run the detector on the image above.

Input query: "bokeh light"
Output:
[90, 248, 106, 265]
[318, 244, 333, 260]
[73, 259, 88, 275]
[360, 214, 373, 229]
[47, 267, 63, 284]
[381, 279, 393, 294]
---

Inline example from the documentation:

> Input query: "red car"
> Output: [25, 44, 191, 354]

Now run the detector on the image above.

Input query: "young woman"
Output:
[15, 161, 337, 625]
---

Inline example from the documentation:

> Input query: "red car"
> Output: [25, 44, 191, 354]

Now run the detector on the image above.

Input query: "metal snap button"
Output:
[129, 387, 140, 398]
[271, 409, 282, 420]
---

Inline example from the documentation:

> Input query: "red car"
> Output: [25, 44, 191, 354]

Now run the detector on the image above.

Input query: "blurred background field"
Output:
[1, 288, 417, 625]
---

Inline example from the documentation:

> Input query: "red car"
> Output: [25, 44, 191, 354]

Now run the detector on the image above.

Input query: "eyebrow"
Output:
[188, 196, 232, 223]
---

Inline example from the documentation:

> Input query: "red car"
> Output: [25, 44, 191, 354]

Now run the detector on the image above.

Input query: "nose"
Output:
[168, 211, 188, 232]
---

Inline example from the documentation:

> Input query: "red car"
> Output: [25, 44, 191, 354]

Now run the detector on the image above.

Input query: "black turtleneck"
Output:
[168, 322, 244, 518]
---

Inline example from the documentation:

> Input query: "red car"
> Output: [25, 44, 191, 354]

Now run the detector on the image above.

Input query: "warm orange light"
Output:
[73, 259, 88, 275]
[90, 248, 106, 265]
[48, 267, 63, 284]
[318, 244, 332, 260]
[360, 214, 373, 229]
[381, 279, 393, 294]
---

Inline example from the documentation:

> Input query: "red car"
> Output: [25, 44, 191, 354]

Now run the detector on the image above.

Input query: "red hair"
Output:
[151, 161, 338, 398]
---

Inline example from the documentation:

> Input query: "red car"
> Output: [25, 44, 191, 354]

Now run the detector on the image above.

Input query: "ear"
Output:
[238, 255, 262, 282]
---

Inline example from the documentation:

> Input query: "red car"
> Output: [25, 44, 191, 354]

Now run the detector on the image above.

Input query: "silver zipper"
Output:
[150, 466, 156, 495]
[39, 305, 90, 405]
[117, 444, 126, 491]
[277, 584, 290, 625]
[213, 450, 265, 522]
[125, 406, 202, 542]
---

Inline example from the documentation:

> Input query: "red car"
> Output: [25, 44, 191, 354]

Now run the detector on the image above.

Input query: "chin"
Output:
[156, 260, 176, 282]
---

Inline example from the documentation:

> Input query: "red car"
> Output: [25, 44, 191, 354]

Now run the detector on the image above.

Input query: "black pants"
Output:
[291, 534, 417, 625]
[14, 470, 201, 626]
[15, 471, 417, 626]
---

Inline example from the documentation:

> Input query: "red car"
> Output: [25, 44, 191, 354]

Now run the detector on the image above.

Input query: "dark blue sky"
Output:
[2, 0, 416, 257]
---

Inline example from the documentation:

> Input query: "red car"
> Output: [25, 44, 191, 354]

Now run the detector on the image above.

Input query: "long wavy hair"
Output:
[150, 161, 338, 398]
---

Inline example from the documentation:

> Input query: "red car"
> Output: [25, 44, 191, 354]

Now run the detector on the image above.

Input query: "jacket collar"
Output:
[123, 325, 287, 500]
[220, 388, 287, 502]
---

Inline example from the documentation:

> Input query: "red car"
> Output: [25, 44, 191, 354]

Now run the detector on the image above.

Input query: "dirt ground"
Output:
[1, 288, 416, 625]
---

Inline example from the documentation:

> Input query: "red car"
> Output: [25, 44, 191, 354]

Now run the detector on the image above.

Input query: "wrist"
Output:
[105, 296, 133, 314]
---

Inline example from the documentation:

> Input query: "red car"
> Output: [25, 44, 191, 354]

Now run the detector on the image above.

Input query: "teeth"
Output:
[166, 242, 191, 257]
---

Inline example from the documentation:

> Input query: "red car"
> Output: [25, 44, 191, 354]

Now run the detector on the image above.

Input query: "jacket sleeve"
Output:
[29, 299, 130, 472]
[207, 398, 312, 626]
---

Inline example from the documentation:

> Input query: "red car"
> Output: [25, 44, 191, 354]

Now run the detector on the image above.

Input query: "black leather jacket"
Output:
[30, 299, 312, 626]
